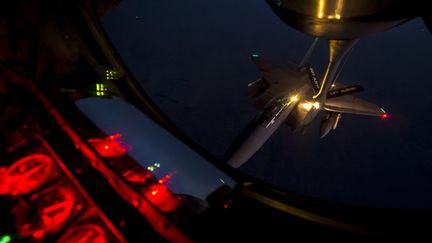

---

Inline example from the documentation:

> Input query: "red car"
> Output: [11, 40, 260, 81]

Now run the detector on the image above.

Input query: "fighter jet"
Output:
[225, 38, 388, 168]
[224, 0, 423, 168]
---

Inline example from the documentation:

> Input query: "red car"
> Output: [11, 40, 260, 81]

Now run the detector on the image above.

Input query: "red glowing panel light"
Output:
[0, 154, 55, 196]
[37, 187, 76, 230]
[143, 184, 180, 213]
[57, 224, 107, 243]
[33, 230, 44, 239]
[122, 168, 152, 185]
[88, 134, 128, 158]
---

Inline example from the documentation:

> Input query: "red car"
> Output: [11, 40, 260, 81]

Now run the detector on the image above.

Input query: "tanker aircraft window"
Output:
[76, 97, 235, 202]
[101, 0, 432, 208]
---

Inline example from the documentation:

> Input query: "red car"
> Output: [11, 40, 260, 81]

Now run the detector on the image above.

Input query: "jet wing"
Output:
[251, 55, 278, 73]
[324, 95, 384, 116]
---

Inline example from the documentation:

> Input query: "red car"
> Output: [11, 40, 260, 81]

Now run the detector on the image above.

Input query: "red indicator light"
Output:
[143, 184, 180, 213]
[76, 204, 83, 211]
[0, 154, 55, 196]
[108, 134, 121, 140]
[157, 172, 175, 185]
[57, 224, 107, 243]
[88, 134, 128, 158]
[132, 199, 140, 208]
[380, 113, 390, 120]
[33, 230, 44, 239]
[223, 200, 232, 209]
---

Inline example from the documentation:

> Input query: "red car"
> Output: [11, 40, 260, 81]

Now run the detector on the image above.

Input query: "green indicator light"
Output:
[0, 235, 12, 243]
[380, 108, 386, 113]
[106, 69, 118, 80]
[252, 54, 259, 58]
[154, 163, 160, 168]
[96, 83, 109, 96]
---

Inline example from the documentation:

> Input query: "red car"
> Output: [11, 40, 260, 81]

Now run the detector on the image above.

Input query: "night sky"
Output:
[101, 0, 432, 208]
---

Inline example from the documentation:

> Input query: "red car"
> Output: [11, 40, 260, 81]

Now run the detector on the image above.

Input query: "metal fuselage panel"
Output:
[226, 101, 297, 168]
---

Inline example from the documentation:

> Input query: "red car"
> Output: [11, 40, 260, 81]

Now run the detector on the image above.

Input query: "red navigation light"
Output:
[0, 154, 55, 196]
[57, 224, 107, 243]
[88, 134, 128, 158]
[143, 184, 180, 213]
[36, 187, 76, 231]
[380, 113, 390, 120]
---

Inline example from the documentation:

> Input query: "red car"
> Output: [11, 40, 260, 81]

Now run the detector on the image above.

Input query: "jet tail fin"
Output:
[305, 64, 320, 92]
[299, 37, 319, 67]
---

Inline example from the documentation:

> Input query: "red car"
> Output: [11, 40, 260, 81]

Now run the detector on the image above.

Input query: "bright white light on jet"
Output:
[290, 95, 299, 102]
[301, 102, 312, 111]
[300, 101, 320, 111]
[331, 84, 336, 88]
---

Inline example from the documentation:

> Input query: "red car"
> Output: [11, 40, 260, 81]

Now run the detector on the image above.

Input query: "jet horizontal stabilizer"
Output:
[324, 95, 384, 116]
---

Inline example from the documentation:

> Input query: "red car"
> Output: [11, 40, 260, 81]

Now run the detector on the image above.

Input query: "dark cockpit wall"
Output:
[266, 0, 420, 39]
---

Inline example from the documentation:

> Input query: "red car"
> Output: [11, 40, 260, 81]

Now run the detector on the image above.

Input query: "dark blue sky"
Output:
[102, 0, 432, 208]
